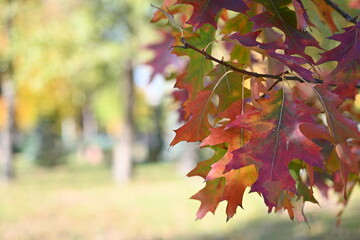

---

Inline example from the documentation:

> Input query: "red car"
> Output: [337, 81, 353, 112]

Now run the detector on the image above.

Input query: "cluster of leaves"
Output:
[148, 0, 360, 222]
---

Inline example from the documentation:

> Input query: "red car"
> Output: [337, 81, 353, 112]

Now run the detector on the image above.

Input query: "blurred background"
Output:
[0, 0, 359, 239]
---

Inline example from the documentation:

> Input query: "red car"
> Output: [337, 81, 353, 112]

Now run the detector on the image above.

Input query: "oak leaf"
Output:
[177, 0, 249, 29]
[146, 31, 184, 81]
[311, 0, 338, 33]
[317, 23, 360, 98]
[226, 90, 323, 210]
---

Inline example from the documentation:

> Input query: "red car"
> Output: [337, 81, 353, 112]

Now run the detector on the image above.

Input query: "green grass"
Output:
[0, 162, 359, 240]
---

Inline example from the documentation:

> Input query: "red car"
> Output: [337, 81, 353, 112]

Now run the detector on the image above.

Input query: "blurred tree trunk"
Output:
[112, 60, 134, 183]
[0, 79, 15, 181]
[147, 103, 164, 162]
[61, 117, 77, 150]
[0, 0, 15, 181]
[82, 100, 97, 144]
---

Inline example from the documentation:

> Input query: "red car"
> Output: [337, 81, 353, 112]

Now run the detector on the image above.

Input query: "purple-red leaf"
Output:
[177, 0, 249, 29]
[251, 11, 320, 63]
[146, 31, 184, 81]
[317, 23, 360, 98]
[313, 86, 360, 173]
[317, 23, 360, 66]
[230, 32, 314, 80]
[226, 90, 323, 210]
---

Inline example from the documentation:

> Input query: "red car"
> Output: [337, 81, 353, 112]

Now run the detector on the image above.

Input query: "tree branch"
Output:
[178, 38, 360, 91]
[324, 0, 357, 24]
[179, 37, 323, 84]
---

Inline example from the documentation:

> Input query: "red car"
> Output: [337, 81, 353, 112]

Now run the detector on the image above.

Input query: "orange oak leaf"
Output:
[311, 0, 338, 33]
[191, 177, 226, 219]
[170, 90, 215, 145]
[190, 100, 258, 220]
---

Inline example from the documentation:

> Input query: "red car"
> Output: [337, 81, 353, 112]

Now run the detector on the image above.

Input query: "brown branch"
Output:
[324, 0, 357, 24]
[179, 37, 323, 84]
[178, 38, 360, 92]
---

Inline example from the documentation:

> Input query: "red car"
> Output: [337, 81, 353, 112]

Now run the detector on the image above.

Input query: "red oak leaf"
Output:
[151, 0, 360, 223]
[187, 101, 254, 180]
[199, 101, 257, 150]
[251, 11, 320, 64]
[313, 86, 360, 145]
[265, 50, 314, 80]
[300, 86, 360, 197]
[199, 125, 257, 220]
[263, 28, 286, 75]
[250, 77, 268, 108]
[207, 159, 257, 221]
[317, 23, 360, 98]
[225, 90, 323, 210]
[229, 31, 314, 80]
[176, 0, 249, 29]
[292, 0, 313, 30]
[189, 100, 258, 220]
[200, 126, 246, 150]
[170, 90, 215, 145]
[317, 23, 360, 66]
[312, 86, 360, 181]
[199, 103, 255, 150]
[217, 99, 257, 122]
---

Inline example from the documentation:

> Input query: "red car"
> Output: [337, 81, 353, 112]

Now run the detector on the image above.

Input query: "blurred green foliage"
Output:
[0, 0, 163, 166]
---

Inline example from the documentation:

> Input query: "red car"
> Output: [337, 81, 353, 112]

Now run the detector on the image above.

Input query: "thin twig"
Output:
[324, 0, 358, 24]
[267, 79, 282, 92]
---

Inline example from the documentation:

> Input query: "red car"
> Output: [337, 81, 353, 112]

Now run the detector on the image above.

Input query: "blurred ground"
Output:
[0, 162, 359, 240]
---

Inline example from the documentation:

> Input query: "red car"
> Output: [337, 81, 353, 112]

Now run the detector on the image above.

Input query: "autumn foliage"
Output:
[149, 0, 360, 222]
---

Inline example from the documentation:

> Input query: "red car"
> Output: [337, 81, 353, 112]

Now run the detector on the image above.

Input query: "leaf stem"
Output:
[323, 0, 358, 24]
